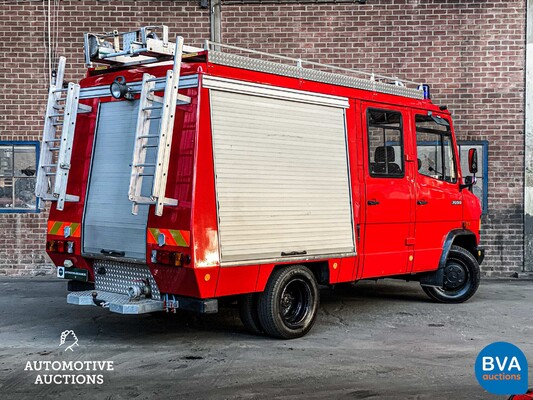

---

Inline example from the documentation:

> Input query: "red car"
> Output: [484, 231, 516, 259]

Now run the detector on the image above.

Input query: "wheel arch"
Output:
[420, 229, 478, 287]
[438, 229, 478, 270]
[255, 261, 329, 293]
[301, 261, 329, 285]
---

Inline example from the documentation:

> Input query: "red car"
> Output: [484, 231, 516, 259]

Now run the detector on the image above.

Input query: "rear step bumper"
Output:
[67, 290, 219, 314]
[67, 290, 163, 314]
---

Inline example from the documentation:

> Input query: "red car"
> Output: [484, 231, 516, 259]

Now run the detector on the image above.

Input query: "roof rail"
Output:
[82, 26, 425, 100]
[204, 40, 425, 100]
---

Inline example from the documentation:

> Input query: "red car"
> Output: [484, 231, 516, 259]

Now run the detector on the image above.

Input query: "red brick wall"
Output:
[0, 1, 209, 275]
[0, 0, 525, 276]
[221, 0, 526, 277]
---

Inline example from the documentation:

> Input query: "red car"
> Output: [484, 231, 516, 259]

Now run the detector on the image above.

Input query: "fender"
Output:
[419, 229, 480, 287]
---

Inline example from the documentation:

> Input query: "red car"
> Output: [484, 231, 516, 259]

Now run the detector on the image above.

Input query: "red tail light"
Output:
[47, 240, 75, 254]
[56, 241, 65, 253]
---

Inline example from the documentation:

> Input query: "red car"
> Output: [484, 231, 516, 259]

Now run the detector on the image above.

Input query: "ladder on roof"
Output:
[128, 36, 191, 216]
[35, 56, 92, 210]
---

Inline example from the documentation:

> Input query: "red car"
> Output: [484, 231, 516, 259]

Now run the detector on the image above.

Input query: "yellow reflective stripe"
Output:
[47, 221, 81, 237]
[147, 228, 190, 247]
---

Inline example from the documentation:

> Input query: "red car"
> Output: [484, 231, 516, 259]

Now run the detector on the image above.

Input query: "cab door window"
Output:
[367, 109, 404, 177]
[415, 114, 456, 183]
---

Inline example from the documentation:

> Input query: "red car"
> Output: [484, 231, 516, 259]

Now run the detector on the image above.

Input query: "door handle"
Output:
[101, 249, 125, 257]
[367, 200, 380, 206]
[417, 200, 428, 205]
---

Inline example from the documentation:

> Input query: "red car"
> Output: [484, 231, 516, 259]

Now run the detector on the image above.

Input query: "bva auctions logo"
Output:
[59, 330, 79, 352]
[475, 342, 528, 395]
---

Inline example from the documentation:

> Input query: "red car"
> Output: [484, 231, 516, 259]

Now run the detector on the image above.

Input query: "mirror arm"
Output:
[459, 182, 473, 191]
[459, 174, 477, 192]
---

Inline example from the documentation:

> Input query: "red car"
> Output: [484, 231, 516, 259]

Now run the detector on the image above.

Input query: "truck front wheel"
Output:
[422, 245, 480, 303]
[257, 265, 319, 339]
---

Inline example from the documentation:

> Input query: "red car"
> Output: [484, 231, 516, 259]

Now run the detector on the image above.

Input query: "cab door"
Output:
[412, 112, 463, 272]
[361, 104, 414, 278]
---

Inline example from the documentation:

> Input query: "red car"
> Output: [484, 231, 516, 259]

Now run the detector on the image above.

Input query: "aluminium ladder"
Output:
[35, 56, 91, 210]
[128, 36, 191, 216]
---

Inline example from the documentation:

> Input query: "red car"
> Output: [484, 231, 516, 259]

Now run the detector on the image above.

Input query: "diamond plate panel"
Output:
[67, 290, 164, 314]
[93, 260, 161, 299]
[209, 51, 425, 100]
[210, 51, 300, 78]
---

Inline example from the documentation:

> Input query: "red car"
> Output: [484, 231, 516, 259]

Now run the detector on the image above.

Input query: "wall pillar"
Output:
[210, 0, 222, 45]
[525, 0, 533, 271]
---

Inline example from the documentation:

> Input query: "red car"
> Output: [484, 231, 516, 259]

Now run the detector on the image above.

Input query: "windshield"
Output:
[415, 114, 457, 183]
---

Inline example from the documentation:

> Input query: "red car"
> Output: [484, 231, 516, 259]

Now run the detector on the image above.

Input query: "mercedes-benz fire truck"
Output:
[36, 26, 484, 339]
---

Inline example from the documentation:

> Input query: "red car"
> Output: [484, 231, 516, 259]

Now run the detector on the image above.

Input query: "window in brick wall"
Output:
[0, 142, 39, 213]
[458, 140, 488, 214]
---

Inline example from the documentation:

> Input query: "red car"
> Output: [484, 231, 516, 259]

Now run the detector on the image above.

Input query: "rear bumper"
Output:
[67, 289, 218, 314]
[67, 290, 164, 314]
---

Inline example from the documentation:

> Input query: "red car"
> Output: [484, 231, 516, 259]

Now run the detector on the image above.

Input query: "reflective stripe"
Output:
[47, 221, 81, 238]
[147, 228, 190, 247]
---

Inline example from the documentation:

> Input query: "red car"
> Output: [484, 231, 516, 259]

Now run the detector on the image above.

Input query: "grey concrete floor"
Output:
[0, 276, 531, 400]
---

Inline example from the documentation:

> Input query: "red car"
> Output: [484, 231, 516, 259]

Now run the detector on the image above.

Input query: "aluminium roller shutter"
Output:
[208, 79, 355, 265]
[83, 101, 158, 260]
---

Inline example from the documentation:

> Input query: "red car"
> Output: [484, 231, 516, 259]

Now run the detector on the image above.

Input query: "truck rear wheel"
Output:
[239, 294, 263, 335]
[258, 265, 319, 339]
[422, 245, 480, 303]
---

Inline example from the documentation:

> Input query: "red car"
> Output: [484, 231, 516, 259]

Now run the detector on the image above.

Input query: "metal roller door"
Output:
[83, 101, 157, 261]
[208, 82, 355, 265]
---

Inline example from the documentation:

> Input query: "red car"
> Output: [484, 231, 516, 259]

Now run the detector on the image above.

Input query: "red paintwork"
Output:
[44, 52, 482, 301]
[360, 102, 413, 279]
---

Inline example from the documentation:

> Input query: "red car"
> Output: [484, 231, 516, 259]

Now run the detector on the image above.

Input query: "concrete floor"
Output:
[0, 276, 531, 400]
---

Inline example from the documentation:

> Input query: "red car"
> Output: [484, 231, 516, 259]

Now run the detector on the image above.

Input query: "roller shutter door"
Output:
[209, 85, 355, 265]
[83, 101, 157, 260]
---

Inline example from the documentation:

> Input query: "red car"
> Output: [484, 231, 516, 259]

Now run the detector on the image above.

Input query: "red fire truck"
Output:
[36, 26, 484, 339]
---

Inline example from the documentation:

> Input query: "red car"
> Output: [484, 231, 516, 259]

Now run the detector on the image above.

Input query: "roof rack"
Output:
[84, 25, 204, 68]
[82, 25, 426, 100]
[204, 40, 425, 100]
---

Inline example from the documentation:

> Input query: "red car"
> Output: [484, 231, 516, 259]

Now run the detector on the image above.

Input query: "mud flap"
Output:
[419, 267, 444, 288]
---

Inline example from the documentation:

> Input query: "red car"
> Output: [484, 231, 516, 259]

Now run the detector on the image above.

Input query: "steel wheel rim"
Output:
[435, 256, 471, 299]
[279, 278, 312, 329]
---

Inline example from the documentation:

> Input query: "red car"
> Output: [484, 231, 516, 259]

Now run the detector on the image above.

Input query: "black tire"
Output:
[257, 265, 319, 339]
[422, 245, 481, 303]
[239, 293, 263, 335]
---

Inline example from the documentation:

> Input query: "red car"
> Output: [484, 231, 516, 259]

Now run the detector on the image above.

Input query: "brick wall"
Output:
[220, 0, 526, 276]
[0, 0, 525, 276]
[0, 0, 209, 275]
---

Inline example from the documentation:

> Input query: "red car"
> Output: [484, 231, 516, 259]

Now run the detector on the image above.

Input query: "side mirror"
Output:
[460, 148, 478, 191]
[468, 148, 478, 174]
